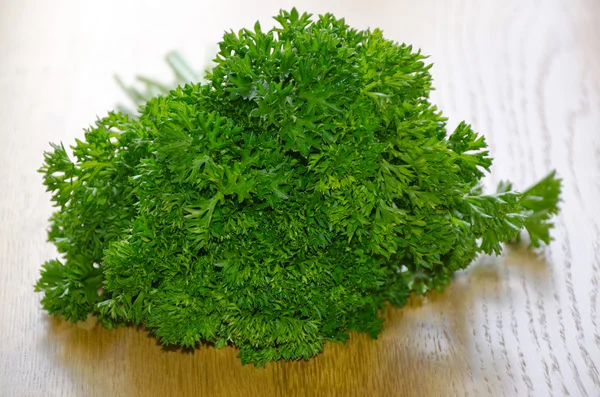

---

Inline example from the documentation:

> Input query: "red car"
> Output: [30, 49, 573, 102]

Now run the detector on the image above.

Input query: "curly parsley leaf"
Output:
[36, 9, 562, 366]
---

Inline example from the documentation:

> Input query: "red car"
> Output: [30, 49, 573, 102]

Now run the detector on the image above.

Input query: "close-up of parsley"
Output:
[35, 9, 561, 366]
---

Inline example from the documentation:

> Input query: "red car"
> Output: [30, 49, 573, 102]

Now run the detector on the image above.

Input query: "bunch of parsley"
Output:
[36, 9, 561, 366]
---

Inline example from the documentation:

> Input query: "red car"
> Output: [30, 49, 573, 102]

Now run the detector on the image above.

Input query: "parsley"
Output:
[36, 9, 561, 366]
[115, 51, 205, 115]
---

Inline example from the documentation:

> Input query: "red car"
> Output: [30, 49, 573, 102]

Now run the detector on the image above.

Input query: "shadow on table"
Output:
[42, 244, 552, 397]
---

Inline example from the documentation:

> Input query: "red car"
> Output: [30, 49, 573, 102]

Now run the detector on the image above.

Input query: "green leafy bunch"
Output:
[36, 9, 561, 366]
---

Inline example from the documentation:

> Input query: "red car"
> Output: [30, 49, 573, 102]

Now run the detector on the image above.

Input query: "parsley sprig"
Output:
[36, 9, 561, 366]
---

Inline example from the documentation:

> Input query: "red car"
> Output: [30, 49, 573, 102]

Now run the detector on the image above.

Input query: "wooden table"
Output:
[1, 0, 599, 396]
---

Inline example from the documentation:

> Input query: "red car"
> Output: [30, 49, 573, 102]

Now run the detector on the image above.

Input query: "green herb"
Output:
[115, 51, 205, 115]
[36, 9, 561, 366]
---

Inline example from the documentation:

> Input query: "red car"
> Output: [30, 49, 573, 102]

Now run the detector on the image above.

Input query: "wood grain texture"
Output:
[0, 0, 599, 396]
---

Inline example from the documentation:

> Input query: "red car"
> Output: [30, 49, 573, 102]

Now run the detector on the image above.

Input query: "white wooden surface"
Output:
[1, 0, 599, 396]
